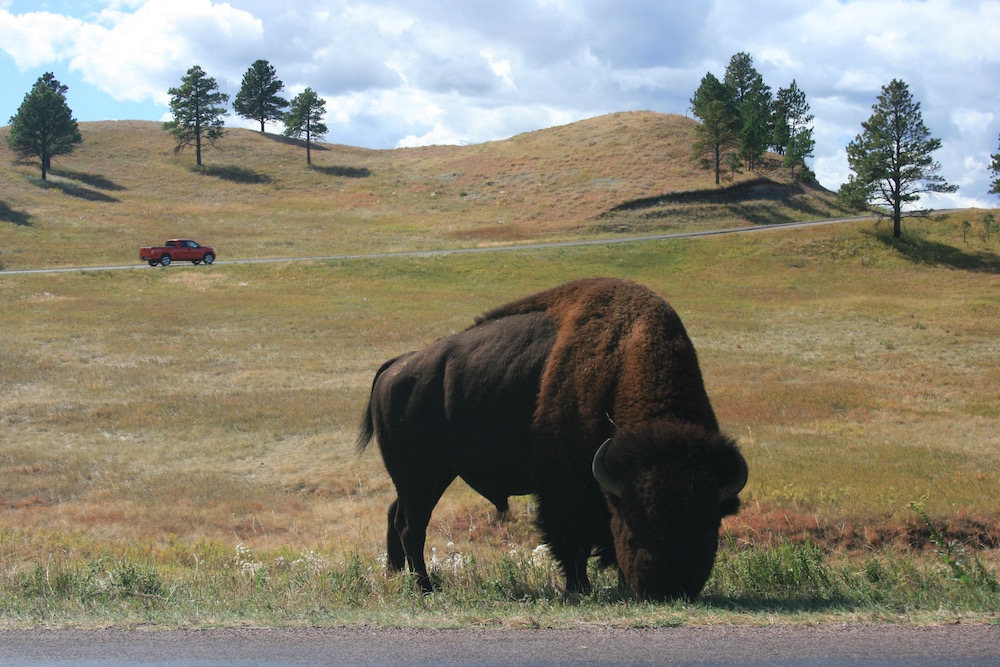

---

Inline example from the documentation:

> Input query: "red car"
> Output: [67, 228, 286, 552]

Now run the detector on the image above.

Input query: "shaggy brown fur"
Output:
[358, 278, 747, 598]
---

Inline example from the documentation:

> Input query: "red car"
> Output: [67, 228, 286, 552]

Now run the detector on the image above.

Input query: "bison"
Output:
[356, 277, 747, 600]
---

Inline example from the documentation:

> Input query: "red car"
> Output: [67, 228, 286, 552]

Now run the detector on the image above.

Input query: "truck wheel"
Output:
[148, 260, 158, 267]
[203, 253, 215, 265]
[160, 255, 171, 266]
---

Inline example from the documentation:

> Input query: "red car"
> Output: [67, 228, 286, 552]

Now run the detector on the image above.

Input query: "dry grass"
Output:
[1, 117, 998, 624]
[2, 216, 999, 562]
[0, 112, 851, 271]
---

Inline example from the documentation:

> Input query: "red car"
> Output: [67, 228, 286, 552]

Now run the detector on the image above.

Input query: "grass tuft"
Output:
[3, 538, 995, 628]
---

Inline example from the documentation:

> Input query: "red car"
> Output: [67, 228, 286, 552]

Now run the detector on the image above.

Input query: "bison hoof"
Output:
[415, 573, 436, 595]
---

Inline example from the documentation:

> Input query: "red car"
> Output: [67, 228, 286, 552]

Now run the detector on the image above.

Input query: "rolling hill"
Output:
[0, 111, 852, 270]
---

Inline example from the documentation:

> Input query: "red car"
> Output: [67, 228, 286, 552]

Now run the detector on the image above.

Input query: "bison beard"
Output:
[357, 278, 747, 599]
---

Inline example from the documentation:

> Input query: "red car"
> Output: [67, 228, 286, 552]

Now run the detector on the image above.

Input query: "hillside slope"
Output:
[0, 111, 851, 270]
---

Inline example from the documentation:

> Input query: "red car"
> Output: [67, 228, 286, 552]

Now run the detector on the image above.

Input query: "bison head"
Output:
[592, 422, 748, 600]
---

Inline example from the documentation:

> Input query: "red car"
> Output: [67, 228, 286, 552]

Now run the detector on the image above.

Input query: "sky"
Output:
[2, 0, 999, 207]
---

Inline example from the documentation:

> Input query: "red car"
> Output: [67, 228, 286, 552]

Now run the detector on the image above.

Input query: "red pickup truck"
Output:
[140, 239, 216, 267]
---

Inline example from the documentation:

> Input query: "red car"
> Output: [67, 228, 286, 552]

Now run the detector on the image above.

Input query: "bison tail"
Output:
[355, 354, 403, 453]
[356, 399, 375, 453]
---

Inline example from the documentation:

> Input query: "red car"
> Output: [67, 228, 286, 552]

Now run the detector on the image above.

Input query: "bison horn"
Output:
[592, 438, 625, 498]
[718, 449, 749, 502]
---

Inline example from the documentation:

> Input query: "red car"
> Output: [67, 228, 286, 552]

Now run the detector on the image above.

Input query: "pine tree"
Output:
[774, 81, 814, 179]
[724, 53, 772, 172]
[989, 133, 1000, 199]
[163, 65, 229, 166]
[690, 73, 739, 185]
[283, 88, 328, 165]
[233, 60, 289, 133]
[6, 72, 82, 180]
[842, 79, 957, 238]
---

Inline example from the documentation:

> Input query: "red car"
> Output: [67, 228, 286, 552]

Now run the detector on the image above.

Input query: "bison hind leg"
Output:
[390, 470, 457, 594]
[385, 498, 406, 571]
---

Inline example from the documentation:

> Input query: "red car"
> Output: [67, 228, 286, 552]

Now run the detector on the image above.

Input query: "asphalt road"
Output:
[0, 216, 876, 277]
[1, 624, 998, 666]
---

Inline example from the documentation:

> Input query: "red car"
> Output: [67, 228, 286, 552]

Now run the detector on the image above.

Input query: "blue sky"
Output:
[2, 0, 999, 207]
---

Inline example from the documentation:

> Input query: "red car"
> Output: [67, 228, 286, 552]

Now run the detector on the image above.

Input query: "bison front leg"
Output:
[551, 545, 592, 593]
[535, 484, 611, 594]
[536, 507, 593, 592]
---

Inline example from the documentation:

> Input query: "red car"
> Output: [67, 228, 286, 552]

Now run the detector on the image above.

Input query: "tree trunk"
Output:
[893, 208, 902, 238]
[306, 136, 312, 165]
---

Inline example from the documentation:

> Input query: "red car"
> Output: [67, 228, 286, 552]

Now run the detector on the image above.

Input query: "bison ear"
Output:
[714, 443, 748, 503]
[592, 438, 625, 498]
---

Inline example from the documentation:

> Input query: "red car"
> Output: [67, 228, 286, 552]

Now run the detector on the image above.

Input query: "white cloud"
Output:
[481, 49, 516, 90]
[80, 0, 264, 103]
[952, 109, 995, 137]
[0, 10, 83, 67]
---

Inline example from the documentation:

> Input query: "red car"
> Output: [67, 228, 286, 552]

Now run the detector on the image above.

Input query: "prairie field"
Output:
[0, 114, 998, 626]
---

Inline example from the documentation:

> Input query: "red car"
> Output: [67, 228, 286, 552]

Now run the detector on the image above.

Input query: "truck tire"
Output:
[160, 255, 171, 266]
[203, 253, 215, 265]
[148, 260, 158, 267]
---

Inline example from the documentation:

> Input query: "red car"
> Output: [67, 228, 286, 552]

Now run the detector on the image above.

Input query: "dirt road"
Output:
[0, 216, 877, 277]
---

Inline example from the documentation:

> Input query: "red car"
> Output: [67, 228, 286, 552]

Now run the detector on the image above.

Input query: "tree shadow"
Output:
[869, 228, 1000, 273]
[604, 178, 850, 227]
[198, 164, 273, 184]
[37, 178, 120, 203]
[0, 200, 32, 226]
[50, 169, 126, 192]
[261, 132, 329, 151]
[607, 177, 788, 213]
[310, 164, 372, 178]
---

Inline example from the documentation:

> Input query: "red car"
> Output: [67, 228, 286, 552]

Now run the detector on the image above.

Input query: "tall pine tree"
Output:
[284, 88, 328, 165]
[6, 72, 82, 180]
[724, 53, 772, 172]
[773, 80, 814, 179]
[163, 65, 229, 166]
[233, 59, 289, 133]
[989, 132, 1000, 200]
[842, 79, 956, 238]
[690, 73, 739, 185]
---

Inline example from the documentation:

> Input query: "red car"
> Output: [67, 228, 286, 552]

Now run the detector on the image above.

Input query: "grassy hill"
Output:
[0, 112, 852, 270]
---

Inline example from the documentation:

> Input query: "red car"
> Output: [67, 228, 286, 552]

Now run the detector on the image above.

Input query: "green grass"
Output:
[2, 538, 996, 629]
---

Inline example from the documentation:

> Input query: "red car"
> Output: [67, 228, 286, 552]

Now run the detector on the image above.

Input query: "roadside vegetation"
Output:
[0, 118, 998, 628]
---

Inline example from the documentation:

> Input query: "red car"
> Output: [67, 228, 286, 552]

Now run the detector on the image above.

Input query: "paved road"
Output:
[0, 216, 876, 277]
[1, 624, 998, 666]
